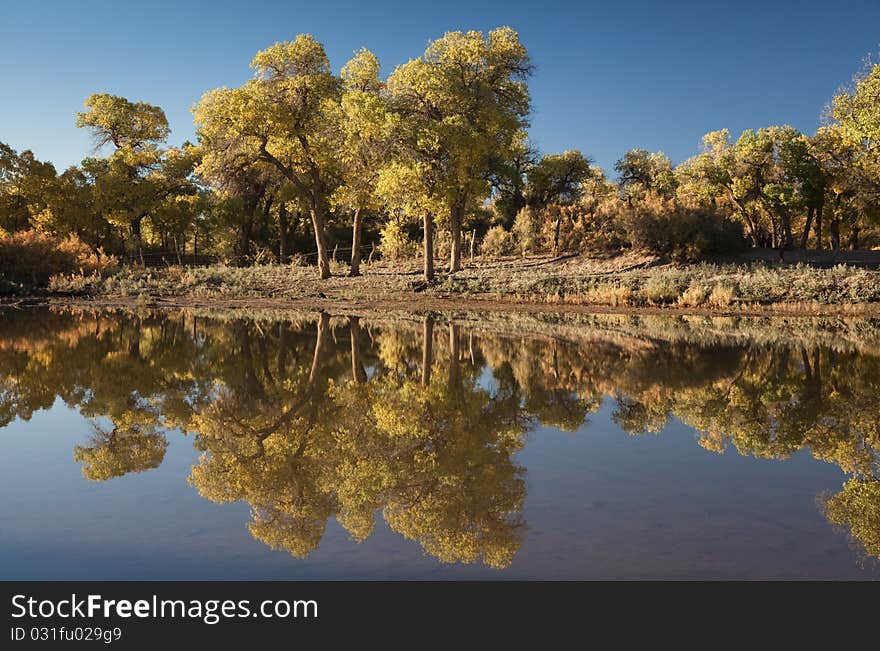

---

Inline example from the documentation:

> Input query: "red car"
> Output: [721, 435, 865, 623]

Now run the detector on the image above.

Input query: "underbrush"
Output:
[35, 255, 880, 311]
[0, 230, 117, 292]
[487, 262, 880, 308]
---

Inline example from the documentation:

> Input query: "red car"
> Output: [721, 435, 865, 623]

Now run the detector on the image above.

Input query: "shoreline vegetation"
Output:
[2, 28, 879, 314]
[8, 252, 880, 316]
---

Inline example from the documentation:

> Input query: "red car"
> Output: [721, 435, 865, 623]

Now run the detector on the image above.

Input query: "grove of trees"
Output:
[2, 30, 879, 282]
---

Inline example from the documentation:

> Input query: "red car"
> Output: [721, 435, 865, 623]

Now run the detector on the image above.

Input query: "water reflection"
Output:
[0, 308, 878, 568]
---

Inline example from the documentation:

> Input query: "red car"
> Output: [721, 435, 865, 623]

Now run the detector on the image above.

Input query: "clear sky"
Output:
[2, 0, 878, 175]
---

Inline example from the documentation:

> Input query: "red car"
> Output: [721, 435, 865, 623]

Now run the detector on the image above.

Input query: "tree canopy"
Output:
[2, 33, 879, 279]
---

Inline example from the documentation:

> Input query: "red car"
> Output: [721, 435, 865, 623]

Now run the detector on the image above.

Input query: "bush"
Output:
[586, 284, 633, 306]
[0, 229, 118, 290]
[707, 283, 736, 308]
[677, 283, 711, 307]
[624, 197, 746, 261]
[433, 228, 452, 260]
[511, 207, 543, 256]
[378, 220, 419, 260]
[481, 225, 514, 257]
[578, 201, 629, 253]
[641, 273, 686, 304]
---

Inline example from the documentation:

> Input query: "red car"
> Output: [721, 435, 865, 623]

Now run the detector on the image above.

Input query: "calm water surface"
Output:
[1, 307, 878, 579]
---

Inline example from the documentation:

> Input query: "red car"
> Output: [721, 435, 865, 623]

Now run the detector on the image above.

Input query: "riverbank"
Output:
[10, 252, 880, 316]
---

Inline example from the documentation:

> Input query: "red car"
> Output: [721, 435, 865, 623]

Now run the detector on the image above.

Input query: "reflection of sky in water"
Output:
[0, 394, 874, 580]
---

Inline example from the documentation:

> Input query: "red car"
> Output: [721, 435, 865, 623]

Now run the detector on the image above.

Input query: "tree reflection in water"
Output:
[0, 307, 877, 567]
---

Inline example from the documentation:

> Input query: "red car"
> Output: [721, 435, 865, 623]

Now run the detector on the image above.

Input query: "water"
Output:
[0, 307, 878, 580]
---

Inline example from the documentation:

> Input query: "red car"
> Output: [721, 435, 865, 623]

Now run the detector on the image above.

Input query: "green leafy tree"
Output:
[77, 94, 197, 259]
[331, 49, 398, 276]
[194, 35, 341, 278]
[386, 28, 532, 273]
[615, 149, 677, 201]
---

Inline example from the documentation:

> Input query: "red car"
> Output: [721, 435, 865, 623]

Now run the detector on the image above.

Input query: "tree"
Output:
[615, 149, 677, 200]
[678, 128, 808, 248]
[195, 139, 281, 261]
[374, 159, 443, 282]
[387, 28, 532, 272]
[779, 132, 826, 248]
[527, 151, 593, 208]
[332, 49, 398, 276]
[31, 166, 101, 246]
[76, 94, 197, 260]
[829, 61, 880, 199]
[815, 61, 880, 250]
[0, 144, 58, 232]
[194, 35, 341, 278]
[822, 479, 880, 559]
[74, 423, 167, 481]
[488, 132, 538, 228]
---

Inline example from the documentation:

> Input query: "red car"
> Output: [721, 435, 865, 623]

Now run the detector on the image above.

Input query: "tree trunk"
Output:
[849, 223, 860, 250]
[129, 216, 144, 265]
[421, 315, 433, 386]
[350, 207, 363, 277]
[349, 316, 367, 383]
[278, 202, 289, 263]
[780, 210, 792, 249]
[553, 208, 563, 256]
[449, 203, 463, 272]
[277, 322, 289, 376]
[814, 203, 823, 250]
[423, 212, 435, 282]
[240, 219, 253, 263]
[830, 217, 840, 251]
[310, 196, 331, 279]
[800, 206, 814, 249]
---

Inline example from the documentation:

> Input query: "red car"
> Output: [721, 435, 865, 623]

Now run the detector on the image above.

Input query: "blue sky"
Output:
[2, 0, 878, 175]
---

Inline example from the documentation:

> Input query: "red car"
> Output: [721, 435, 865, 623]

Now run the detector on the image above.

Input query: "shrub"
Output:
[677, 283, 711, 307]
[378, 220, 419, 260]
[707, 283, 737, 308]
[433, 228, 452, 260]
[586, 284, 633, 306]
[624, 196, 746, 261]
[641, 273, 685, 304]
[481, 225, 514, 257]
[0, 229, 118, 289]
[578, 200, 629, 254]
[511, 207, 543, 256]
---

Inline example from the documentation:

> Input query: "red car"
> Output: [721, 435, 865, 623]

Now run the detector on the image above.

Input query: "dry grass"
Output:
[36, 252, 880, 312]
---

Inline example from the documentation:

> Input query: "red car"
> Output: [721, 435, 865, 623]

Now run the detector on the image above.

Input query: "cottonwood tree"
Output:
[331, 48, 398, 276]
[195, 136, 283, 261]
[374, 158, 443, 282]
[387, 28, 532, 273]
[615, 149, 678, 201]
[194, 35, 341, 278]
[76, 94, 167, 259]
[488, 131, 538, 228]
[0, 144, 58, 232]
[829, 61, 880, 198]
[678, 128, 802, 248]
